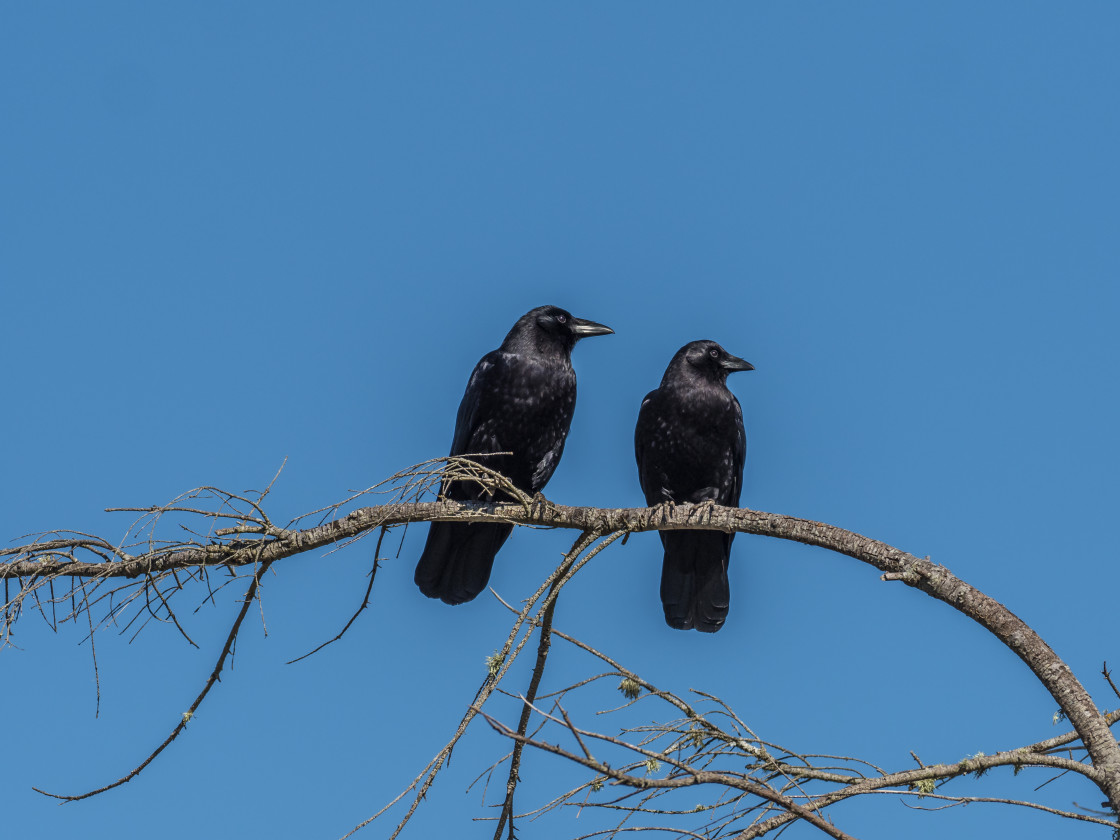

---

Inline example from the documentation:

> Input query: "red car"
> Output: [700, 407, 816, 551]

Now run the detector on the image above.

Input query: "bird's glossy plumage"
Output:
[415, 305, 613, 605]
[635, 340, 753, 632]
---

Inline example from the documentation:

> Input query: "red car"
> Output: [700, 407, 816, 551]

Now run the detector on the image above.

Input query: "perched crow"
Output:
[415, 305, 613, 605]
[635, 340, 754, 632]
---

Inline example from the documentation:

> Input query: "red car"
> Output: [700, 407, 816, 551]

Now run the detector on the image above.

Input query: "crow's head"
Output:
[505, 305, 614, 355]
[672, 340, 754, 385]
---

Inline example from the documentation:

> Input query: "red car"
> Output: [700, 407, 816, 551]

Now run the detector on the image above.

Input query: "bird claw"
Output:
[682, 498, 718, 524]
[529, 491, 549, 520]
[652, 500, 676, 525]
[698, 498, 717, 524]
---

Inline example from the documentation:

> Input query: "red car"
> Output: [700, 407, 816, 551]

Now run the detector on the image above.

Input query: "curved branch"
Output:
[6, 482, 1119, 809]
[492, 629, 1120, 837]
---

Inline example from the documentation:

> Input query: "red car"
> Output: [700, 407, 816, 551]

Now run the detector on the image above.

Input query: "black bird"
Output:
[635, 340, 754, 633]
[415, 305, 614, 605]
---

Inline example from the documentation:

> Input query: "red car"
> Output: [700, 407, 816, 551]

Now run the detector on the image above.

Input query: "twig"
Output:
[494, 571, 562, 840]
[287, 527, 387, 665]
[340, 529, 603, 840]
[1104, 662, 1120, 702]
[33, 556, 276, 801]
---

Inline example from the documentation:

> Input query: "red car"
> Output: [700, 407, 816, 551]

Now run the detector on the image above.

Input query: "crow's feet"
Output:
[694, 498, 718, 524]
[529, 491, 550, 521]
[651, 500, 677, 526]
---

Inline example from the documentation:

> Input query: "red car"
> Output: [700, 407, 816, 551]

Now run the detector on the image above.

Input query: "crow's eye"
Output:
[709, 348, 719, 358]
[555, 313, 568, 324]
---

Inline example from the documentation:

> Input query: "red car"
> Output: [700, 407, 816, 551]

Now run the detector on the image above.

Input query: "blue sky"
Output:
[3, 4, 1118, 838]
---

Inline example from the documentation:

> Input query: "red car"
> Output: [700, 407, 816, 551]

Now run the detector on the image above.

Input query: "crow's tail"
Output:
[415, 521, 514, 605]
[659, 531, 733, 633]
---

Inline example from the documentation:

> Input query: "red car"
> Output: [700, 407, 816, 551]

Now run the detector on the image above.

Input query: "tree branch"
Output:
[6, 461, 1119, 822]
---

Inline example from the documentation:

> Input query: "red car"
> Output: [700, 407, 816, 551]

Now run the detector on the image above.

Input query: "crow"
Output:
[635, 340, 754, 632]
[415, 305, 613, 605]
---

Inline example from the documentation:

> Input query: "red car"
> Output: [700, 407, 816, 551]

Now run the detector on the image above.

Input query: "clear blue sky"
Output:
[3, 4, 1118, 838]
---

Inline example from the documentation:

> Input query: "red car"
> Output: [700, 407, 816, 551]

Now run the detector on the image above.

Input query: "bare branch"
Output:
[478, 707, 860, 840]
[340, 529, 609, 840]
[286, 526, 387, 665]
[32, 557, 276, 800]
[7, 459, 1120, 833]
[494, 574, 561, 840]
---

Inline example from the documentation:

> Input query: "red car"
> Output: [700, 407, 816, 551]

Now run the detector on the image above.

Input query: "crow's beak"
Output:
[720, 354, 755, 373]
[568, 317, 614, 338]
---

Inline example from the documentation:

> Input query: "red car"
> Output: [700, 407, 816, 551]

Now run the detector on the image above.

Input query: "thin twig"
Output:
[287, 527, 387, 665]
[33, 556, 275, 801]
